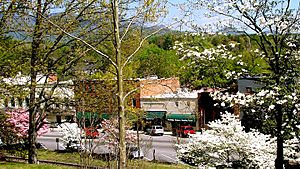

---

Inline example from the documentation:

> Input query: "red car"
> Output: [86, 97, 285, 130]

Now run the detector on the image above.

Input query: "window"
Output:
[18, 98, 23, 107]
[10, 97, 15, 107]
[132, 98, 137, 107]
[187, 101, 190, 107]
[25, 98, 30, 107]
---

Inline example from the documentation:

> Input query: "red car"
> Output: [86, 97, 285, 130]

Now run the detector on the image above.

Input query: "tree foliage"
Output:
[177, 112, 300, 168]
[185, 0, 300, 168]
[175, 33, 268, 89]
[135, 43, 182, 78]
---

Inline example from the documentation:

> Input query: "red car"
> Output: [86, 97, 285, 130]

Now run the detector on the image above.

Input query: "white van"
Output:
[147, 125, 164, 136]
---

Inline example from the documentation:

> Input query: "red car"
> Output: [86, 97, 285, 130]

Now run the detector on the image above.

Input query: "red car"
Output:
[177, 126, 195, 137]
[84, 127, 99, 138]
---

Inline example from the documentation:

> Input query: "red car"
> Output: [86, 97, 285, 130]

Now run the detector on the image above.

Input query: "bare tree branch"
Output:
[40, 14, 118, 69]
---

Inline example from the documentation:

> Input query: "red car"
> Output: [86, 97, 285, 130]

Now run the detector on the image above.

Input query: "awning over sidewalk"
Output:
[166, 114, 196, 122]
[144, 111, 166, 120]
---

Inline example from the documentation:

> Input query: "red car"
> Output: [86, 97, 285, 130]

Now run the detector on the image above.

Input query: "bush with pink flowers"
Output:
[5, 108, 49, 139]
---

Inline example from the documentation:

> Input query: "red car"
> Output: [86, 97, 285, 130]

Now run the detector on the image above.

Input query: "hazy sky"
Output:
[163, 0, 300, 31]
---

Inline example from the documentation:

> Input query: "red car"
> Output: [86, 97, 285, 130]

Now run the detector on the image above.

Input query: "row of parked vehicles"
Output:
[145, 125, 196, 137]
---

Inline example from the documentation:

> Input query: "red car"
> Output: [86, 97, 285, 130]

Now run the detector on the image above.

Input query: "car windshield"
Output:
[184, 127, 193, 130]
[155, 126, 163, 129]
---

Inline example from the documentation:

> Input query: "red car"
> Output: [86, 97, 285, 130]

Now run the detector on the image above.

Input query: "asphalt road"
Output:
[140, 134, 182, 164]
[37, 130, 188, 164]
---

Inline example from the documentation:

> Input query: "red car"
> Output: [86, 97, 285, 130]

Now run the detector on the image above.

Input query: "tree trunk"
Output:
[28, 0, 42, 164]
[274, 51, 284, 169]
[111, 0, 126, 168]
[275, 105, 284, 169]
[275, 104, 284, 169]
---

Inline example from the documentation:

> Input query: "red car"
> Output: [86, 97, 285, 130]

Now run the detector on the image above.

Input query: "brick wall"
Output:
[140, 77, 180, 97]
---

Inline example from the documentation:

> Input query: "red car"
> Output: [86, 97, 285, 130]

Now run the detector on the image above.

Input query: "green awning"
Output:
[166, 114, 196, 122]
[145, 111, 166, 120]
[76, 112, 110, 119]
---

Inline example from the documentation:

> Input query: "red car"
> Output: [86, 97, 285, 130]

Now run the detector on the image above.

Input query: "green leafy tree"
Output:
[135, 43, 182, 78]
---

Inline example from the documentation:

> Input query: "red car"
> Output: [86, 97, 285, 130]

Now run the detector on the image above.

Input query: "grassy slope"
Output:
[1, 150, 191, 169]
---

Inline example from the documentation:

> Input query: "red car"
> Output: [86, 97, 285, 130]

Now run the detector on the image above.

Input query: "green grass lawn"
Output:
[0, 162, 74, 169]
[1, 150, 192, 169]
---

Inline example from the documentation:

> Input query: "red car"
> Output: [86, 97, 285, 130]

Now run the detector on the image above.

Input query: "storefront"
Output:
[143, 111, 166, 128]
[166, 113, 196, 135]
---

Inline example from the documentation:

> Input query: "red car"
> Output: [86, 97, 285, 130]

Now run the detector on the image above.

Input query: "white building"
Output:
[0, 73, 75, 123]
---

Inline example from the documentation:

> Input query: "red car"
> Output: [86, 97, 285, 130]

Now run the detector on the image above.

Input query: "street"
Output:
[140, 134, 181, 164]
[37, 130, 188, 164]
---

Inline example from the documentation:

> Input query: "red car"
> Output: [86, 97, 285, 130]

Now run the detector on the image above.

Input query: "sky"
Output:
[162, 0, 300, 31]
[51, 0, 300, 32]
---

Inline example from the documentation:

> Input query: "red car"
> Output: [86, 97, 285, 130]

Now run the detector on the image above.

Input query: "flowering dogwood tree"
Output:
[177, 112, 300, 168]
[6, 108, 49, 139]
[175, 0, 300, 168]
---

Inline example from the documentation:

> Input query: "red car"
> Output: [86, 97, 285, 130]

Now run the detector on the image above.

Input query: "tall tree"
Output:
[45, 0, 182, 168]
[187, 0, 300, 168]
[0, 0, 111, 163]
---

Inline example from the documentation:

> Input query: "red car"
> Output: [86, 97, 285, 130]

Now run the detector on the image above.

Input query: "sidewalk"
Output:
[164, 131, 172, 135]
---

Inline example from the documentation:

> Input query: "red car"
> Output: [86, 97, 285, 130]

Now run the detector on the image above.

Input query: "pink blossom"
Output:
[6, 108, 49, 138]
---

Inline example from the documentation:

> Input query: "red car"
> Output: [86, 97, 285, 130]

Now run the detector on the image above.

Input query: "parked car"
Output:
[146, 125, 164, 136]
[177, 126, 195, 137]
[127, 146, 144, 159]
